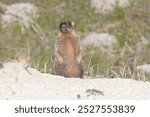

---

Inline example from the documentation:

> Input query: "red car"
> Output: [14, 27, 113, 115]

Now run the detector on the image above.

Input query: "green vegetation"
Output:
[0, 0, 150, 81]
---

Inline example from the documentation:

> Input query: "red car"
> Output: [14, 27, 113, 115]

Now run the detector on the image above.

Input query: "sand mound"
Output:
[0, 61, 150, 100]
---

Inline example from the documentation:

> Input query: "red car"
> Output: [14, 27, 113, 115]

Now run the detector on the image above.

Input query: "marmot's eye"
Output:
[67, 22, 72, 26]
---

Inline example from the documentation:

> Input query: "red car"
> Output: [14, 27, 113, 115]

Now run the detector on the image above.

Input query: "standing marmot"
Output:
[52, 21, 83, 78]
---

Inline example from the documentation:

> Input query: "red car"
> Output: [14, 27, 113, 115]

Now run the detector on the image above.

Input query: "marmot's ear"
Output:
[71, 21, 74, 27]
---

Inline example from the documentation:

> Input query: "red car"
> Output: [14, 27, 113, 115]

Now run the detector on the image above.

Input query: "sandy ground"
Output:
[0, 61, 150, 100]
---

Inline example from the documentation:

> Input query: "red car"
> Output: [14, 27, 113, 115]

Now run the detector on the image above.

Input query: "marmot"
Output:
[52, 21, 83, 78]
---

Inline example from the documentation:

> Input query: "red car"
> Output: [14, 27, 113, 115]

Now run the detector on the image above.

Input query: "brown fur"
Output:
[52, 31, 83, 78]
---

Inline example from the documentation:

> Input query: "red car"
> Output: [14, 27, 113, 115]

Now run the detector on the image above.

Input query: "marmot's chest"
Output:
[60, 36, 78, 62]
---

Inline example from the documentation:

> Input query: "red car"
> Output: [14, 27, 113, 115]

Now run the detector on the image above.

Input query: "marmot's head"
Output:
[59, 21, 74, 33]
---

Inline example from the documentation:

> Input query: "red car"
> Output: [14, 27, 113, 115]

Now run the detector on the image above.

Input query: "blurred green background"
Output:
[0, 0, 150, 81]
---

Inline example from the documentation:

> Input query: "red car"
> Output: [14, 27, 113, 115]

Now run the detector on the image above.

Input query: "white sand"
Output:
[0, 61, 150, 100]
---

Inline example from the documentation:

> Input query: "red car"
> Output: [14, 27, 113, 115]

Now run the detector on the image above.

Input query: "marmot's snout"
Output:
[60, 23, 67, 33]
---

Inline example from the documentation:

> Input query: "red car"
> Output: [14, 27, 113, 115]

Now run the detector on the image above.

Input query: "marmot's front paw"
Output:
[58, 58, 66, 65]
[57, 56, 63, 63]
